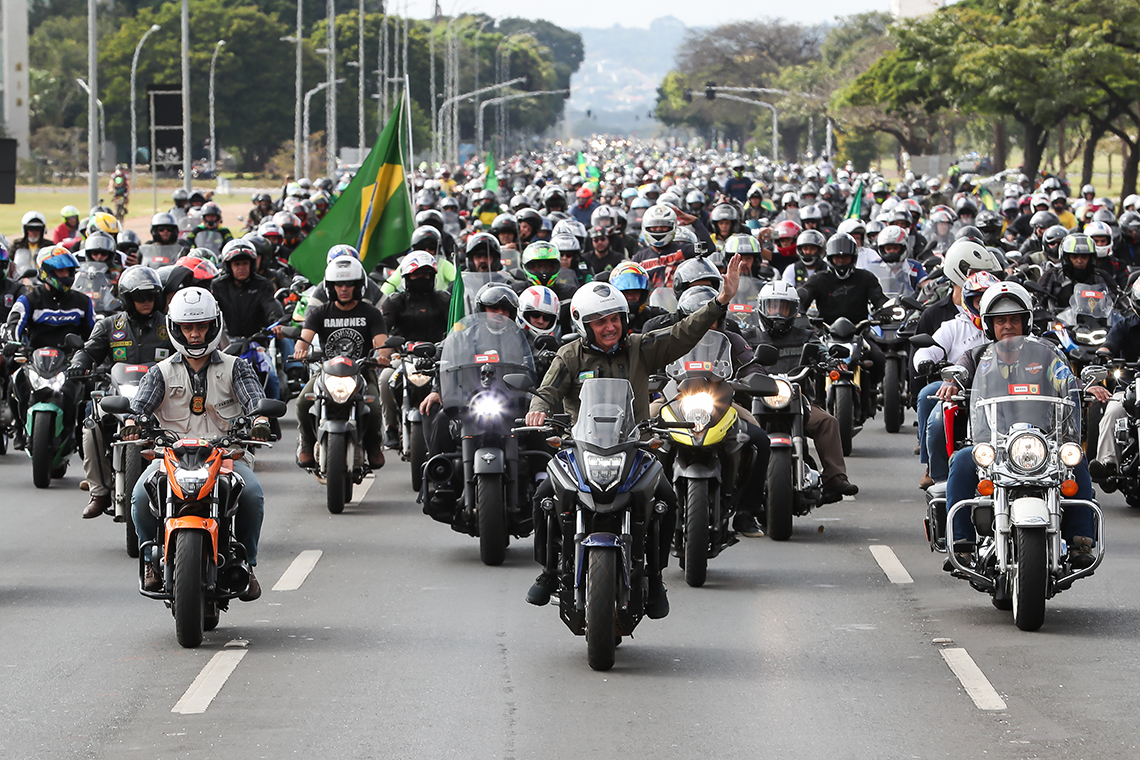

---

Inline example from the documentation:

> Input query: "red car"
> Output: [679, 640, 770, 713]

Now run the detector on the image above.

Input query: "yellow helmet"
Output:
[87, 211, 121, 236]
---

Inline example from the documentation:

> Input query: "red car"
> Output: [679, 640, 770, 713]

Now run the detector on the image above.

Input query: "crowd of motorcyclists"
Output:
[3, 136, 1139, 650]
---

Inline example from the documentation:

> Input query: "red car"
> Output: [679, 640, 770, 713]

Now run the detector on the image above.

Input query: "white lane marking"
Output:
[348, 474, 375, 505]
[940, 647, 1007, 711]
[869, 544, 914, 584]
[172, 648, 248, 714]
[272, 550, 323, 592]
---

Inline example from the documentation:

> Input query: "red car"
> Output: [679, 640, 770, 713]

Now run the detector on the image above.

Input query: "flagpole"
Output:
[404, 77, 414, 211]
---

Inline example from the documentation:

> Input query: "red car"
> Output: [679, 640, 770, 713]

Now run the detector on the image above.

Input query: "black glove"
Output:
[249, 421, 272, 442]
[65, 365, 88, 380]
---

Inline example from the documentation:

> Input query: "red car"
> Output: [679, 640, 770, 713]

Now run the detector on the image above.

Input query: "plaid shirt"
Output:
[130, 351, 265, 418]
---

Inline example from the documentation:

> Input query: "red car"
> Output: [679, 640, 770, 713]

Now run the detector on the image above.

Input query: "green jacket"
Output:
[529, 299, 727, 423]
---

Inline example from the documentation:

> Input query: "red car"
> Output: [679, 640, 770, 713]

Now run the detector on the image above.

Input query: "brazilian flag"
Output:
[288, 98, 413, 282]
[978, 184, 996, 211]
[576, 151, 600, 181]
[484, 152, 498, 192]
[845, 180, 865, 220]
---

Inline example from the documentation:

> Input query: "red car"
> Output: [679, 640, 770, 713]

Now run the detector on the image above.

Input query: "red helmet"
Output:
[576, 186, 593, 202]
[773, 219, 802, 256]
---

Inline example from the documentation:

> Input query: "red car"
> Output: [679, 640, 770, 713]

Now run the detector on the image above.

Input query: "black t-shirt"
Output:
[303, 300, 386, 359]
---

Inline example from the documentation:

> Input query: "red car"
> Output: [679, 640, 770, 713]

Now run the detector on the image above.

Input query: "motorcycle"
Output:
[659, 331, 777, 585]
[941, 339, 1105, 631]
[12, 333, 84, 488]
[386, 338, 437, 491]
[865, 295, 926, 434]
[88, 362, 154, 557]
[299, 349, 379, 514]
[817, 316, 871, 456]
[751, 344, 825, 541]
[1050, 285, 1117, 447]
[725, 276, 765, 345]
[73, 261, 120, 317]
[421, 313, 541, 565]
[509, 377, 686, 671]
[138, 242, 184, 269]
[101, 395, 286, 648]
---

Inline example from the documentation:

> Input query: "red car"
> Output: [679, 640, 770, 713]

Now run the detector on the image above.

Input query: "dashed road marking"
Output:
[869, 544, 914, 584]
[272, 550, 323, 592]
[940, 647, 1007, 711]
[172, 643, 248, 714]
[349, 474, 375, 506]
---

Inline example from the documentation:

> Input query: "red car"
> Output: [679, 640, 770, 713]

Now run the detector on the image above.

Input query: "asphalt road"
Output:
[2, 410, 1139, 760]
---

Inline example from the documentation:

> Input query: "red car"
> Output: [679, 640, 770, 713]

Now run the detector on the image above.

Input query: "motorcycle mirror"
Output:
[731, 373, 780, 395]
[279, 326, 301, 339]
[900, 295, 925, 312]
[384, 335, 404, 349]
[255, 398, 288, 418]
[1081, 365, 1109, 385]
[940, 364, 968, 385]
[752, 344, 780, 367]
[503, 373, 535, 393]
[909, 333, 936, 348]
[647, 374, 667, 394]
[534, 334, 559, 352]
[412, 343, 436, 359]
[64, 333, 84, 351]
[100, 395, 132, 416]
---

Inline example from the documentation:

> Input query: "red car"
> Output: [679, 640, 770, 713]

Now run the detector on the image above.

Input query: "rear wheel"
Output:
[409, 422, 427, 492]
[1012, 528, 1047, 631]
[124, 446, 142, 558]
[173, 531, 206, 648]
[325, 434, 347, 514]
[31, 411, 53, 489]
[834, 387, 855, 457]
[766, 448, 794, 541]
[684, 478, 710, 587]
[477, 473, 507, 566]
[585, 548, 619, 671]
[883, 357, 904, 434]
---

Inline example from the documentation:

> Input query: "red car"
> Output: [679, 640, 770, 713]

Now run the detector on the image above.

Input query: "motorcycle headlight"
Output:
[471, 393, 503, 418]
[325, 375, 357, 404]
[1060, 442, 1084, 467]
[761, 379, 793, 409]
[1007, 433, 1047, 473]
[174, 466, 211, 498]
[408, 372, 432, 387]
[29, 371, 65, 393]
[1075, 328, 1107, 345]
[972, 443, 996, 467]
[680, 391, 715, 432]
[584, 451, 625, 491]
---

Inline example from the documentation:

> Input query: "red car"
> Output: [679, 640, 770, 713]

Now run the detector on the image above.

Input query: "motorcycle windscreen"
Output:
[864, 259, 915, 297]
[664, 330, 734, 382]
[461, 271, 513, 318]
[438, 312, 535, 411]
[969, 336, 1079, 444]
[572, 378, 636, 448]
[74, 262, 121, 313]
[726, 277, 763, 330]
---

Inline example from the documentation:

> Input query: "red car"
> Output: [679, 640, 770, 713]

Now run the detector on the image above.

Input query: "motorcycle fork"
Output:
[461, 435, 476, 515]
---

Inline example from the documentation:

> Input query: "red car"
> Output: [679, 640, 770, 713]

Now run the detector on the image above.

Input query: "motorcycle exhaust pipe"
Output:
[425, 454, 454, 485]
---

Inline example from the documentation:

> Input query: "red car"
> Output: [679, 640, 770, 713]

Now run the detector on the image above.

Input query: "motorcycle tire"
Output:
[766, 448, 794, 541]
[834, 387, 855, 457]
[585, 548, 619, 672]
[31, 410, 53, 489]
[1012, 527, 1047, 632]
[409, 422, 427, 492]
[173, 531, 206, 648]
[883, 357, 904, 434]
[204, 602, 220, 632]
[326, 434, 348, 515]
[1085, 400, 1102, 452]
[477, 473, 508, 566]
[51, 459, 68, 479]
[0, 430, 8, 455]
[684, 478, 710, 588]
[124, 446, 143, 558]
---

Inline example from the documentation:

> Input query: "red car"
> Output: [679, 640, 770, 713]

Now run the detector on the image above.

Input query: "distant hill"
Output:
[569, 16, 689, 114]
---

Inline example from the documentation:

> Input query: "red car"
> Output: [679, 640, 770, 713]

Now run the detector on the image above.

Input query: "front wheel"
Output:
[477, 473, 507, 566]
[1012, 527, 1047, 631]
[325, 433, 347, 514]
[173, 531, 206, 648]
[883, 357, 904, 434]
[409, 422, 427, 492]
[766, 448, 794, 541]
[833, 386, 855, 457]
[585, 548, 619, 671]
[684, 478, 710, 587]
[30, 410, 54, 489]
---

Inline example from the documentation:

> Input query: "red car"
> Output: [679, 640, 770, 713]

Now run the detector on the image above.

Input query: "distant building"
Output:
[891, 0, 944, 18]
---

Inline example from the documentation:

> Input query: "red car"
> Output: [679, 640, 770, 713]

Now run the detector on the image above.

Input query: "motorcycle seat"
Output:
[927, 481, 947, 498]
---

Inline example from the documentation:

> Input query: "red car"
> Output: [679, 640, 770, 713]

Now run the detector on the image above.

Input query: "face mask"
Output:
[406, 276, 433, 295]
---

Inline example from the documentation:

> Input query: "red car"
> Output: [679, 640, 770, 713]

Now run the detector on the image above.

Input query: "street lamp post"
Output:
[477, 89, 569, 154]
[714, 92, 779, 161]
[209, 40, 225, 175]
[181, 0, 190, 191]
[280, 30, 303, 182]
[357, 0, 365, 162]
[325, 0, 337, 178]
[86, 0, 98, 208]
[304, 79, 344, 179]
[437, 77, 525, 164]
[77, 78, 105, 178]
[130, 24, 160, 197]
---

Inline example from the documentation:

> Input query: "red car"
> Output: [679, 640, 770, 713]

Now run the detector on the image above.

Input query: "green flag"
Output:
[446, 268, 465, 333]
[978, 184, 996, 211]
[845, 180, 865, 220]
[288, 97, 413, 283]
[577, 151, 599, 181]
[484, 152, 498, 192]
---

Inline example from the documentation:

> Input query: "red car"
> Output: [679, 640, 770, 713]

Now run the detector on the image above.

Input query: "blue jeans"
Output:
[944, 445, 1096, 544]
[927, 404, 952, 480]
[132, 459, 265, 565]
[277, 337, 303, 373]
[916, 380, 942, 464]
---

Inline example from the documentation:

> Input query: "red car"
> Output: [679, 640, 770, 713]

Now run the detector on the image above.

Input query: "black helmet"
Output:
[117, 265, 163, 318]
[410, 225, 441, 254]
[975, 209, 1003, 238]
[955, 197, 978, 217]
[243, 233, 275, 263]
[117, 229, 142, 255]
[1042, 224, 1068, 250]
[490, 213, 519, 238]
[672, 256, 723, 297]
[1030, 210, 1060, 231]
[465, 232, 502, 271]
[825, 232, 858, 279]
[415, 208, 444, 233]
[516, 207, 542, 235]
[676, 285, 720, 324]
[954, 225, 985, 245]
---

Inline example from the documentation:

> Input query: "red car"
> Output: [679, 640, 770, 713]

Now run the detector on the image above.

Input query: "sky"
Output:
[395, 0, 894, 30]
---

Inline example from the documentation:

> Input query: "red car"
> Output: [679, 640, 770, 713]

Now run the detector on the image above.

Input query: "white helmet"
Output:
[942, 240, 1002, 287]
[167, 287, 224, 359]
[570, 282, 629, 347]
[673, 225, 698, 245]
[641, 204, 678, 247]
[1084, 220, 1114, 257]
[979, 281, 1033, 341]
[324, 256, 366, 302]
[757, 280, 800, 337]
[1124, 194, 1140, 212]
[400, 250, 437, 277]
[517, 285, 561, 338]
[21, 210, 46, 229]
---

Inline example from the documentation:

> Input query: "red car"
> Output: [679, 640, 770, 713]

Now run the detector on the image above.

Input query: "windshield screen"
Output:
[572, 378, 636, 449]
[969, 336, 1078, 441]
[439, 313, 534, 410]
[665, 330, 734, 381]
